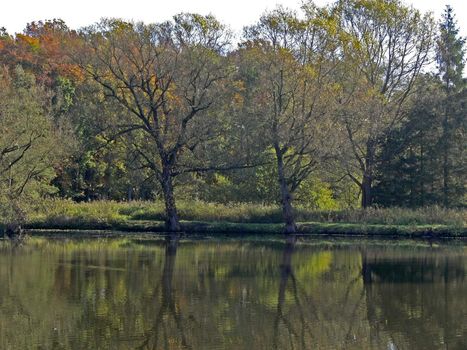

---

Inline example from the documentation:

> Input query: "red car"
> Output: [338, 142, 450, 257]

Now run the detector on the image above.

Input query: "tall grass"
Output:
[27, 199, 466, 227]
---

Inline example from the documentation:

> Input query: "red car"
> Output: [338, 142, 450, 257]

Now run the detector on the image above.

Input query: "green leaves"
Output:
[0, 65, 68, 223]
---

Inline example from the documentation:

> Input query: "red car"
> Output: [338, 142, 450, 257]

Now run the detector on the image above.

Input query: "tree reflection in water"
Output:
[361, 248, 467, 350]
[138, 233, 192, 350]
[272, 236, 369, 350]
[0, 237, 465, 349]
[273, 235, 312, 349]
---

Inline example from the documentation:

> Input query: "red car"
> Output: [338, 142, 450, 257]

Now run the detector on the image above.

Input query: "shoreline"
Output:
[23, 220, 467, 239]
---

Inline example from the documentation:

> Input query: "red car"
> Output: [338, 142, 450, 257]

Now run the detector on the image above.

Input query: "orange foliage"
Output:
[0, 20, 83, 86]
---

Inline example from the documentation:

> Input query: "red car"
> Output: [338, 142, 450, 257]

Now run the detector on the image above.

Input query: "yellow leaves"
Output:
[16, 34, 40, 51]
[232, 92, 244, 107]
[229, 80, 246, 108]
[108, 19, 133, 35]
[213, 173, 231, 186]
[192, 14, 209, 34]
[351, 36, 363, 52]
[336, 29, 352, 49]
[62, 64, 85, 82]
[150, 74, 157, 86]
[162, 83, 183, 111]
[311, 13, 338, 37]
[330, 82, 343, 94]
[304, 65, 318, 80]
[175, 13, 223, 39]
[232, 79, 245, 93]
[265, 16, 280, 31]
[114, 160, 126, 172]
[351, 0, 411, 27]
[95, 134, 108, 145]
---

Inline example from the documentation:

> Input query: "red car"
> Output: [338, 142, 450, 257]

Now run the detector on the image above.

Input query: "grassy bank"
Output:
[21, 199, 466, 238]
[26, 220, 466, 238]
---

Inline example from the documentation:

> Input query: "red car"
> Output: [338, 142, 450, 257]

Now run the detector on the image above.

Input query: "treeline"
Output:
[0, 0, 465, 232]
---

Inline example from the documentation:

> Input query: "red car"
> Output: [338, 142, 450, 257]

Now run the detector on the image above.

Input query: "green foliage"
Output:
[437, 5, 466, 94]
[53, 76, 75, 115]
[0, 65, 67, 224]
[295, 176, 339, 210]
[373, 6, 466, 208]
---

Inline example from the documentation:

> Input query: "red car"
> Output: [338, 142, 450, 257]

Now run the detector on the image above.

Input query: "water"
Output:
[0, 235, 466, 349]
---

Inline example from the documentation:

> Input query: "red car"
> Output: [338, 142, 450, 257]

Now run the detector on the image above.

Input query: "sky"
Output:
[1, 0, 466, 38]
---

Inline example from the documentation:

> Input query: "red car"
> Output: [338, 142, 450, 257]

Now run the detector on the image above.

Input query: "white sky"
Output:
[1, 0, 466, 37]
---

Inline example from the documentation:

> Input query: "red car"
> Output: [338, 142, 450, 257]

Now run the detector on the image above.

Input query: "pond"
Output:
[0, 235, 466, 349]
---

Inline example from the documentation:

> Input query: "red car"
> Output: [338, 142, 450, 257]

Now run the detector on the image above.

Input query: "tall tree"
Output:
[76, 15, 232, 231]
[333, 0, 434, 207]
[436, 5, 466, 206]
[364, 7, 466, 209]
[372, 74, 445, 207]
[239, 6, 339, 233]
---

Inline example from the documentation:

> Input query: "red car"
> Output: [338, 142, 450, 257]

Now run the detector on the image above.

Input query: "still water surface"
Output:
[0, 235, 466, 350]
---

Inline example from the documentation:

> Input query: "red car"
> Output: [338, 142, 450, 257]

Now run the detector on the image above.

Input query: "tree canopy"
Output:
[0, 1, 465, 232]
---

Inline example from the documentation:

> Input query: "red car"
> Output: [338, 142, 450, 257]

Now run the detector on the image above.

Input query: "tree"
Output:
[372, 74, 445, 207]
[333, 0, 435, 207]
[52, 76, 153, 202]
[373, 6, 466, 208]
[0, 66, 67, 236]
[76, 15, 233, 231]
[238, 6, 339, 232]
[436, 5, 466, 206]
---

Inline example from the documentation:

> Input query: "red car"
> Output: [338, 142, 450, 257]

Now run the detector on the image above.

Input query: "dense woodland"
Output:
[0, 0, 465, 232]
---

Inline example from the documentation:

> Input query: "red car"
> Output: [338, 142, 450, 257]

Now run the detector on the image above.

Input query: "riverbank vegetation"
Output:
[21, 200, 466, 237]
[0, 0, 465, 235]
[26, 200, 465, 226]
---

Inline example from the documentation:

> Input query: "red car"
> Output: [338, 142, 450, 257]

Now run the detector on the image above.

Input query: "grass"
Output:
[28, 199, 466, 225]
[21, 199, 466, 238]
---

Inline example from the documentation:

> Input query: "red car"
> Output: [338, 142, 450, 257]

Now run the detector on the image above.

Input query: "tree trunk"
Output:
[4, 223, 24, 240]
[273, 235, 296, 349]
[161, 166, 180, 232]
[275, 146, 296, 234]
[442, 146, 449, 207]
[442, 73, 451, 208]
[361, 174, 372, 208]
[420, 142, 425, 206]
[442, 108, 449, 207]
[4, 201, 26, 240]
[361, 249, 372, 284]
[361, 140, 375, 208]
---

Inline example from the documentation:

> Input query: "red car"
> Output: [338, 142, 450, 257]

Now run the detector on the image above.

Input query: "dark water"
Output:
[0, 236, 466, 350]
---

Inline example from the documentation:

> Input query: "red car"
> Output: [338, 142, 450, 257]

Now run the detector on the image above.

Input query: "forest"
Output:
[0, 0, 465, 234]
